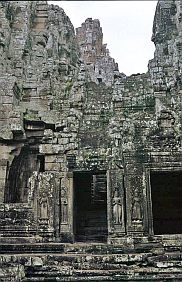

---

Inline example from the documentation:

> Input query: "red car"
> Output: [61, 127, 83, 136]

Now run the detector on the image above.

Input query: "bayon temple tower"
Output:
[0, 1, 182, 280]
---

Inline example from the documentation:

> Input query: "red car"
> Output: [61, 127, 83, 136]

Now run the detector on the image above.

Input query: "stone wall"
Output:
[0, 0, 182, 280]
[0, 0, 80, 241]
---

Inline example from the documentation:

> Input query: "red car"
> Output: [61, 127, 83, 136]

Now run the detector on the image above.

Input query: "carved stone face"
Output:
[42, 192, 47, 198]
[158, 111, 175, 130]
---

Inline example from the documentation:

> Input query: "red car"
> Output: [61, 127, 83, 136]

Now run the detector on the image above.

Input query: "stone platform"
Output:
[0, 237, 182, 281]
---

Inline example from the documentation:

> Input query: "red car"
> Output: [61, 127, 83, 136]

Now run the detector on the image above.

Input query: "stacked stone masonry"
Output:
[0, 0, 182, 280]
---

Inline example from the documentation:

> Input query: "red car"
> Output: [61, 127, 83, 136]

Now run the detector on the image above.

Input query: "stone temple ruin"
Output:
[0, 0, 182, 280]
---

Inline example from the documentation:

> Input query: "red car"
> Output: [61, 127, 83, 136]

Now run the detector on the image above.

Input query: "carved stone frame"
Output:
[123, 151, 182, 237]
[59, 167, 126, 243]
[59, 172, 74, 242]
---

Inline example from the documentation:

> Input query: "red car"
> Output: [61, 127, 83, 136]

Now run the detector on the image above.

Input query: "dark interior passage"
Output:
[4, 147, 31, 203]
[74, 171, 107, 242]
[4, 146, 44, 203]
[151, 171, 182, 235]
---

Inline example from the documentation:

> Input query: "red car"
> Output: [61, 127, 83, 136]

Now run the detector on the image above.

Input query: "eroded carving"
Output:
[131, 189, 142, 222]
[112, 189, 122, 225]
[61, 186, 68, 224]
[39, 192, 49, 221]
[149, 110, 181, 149]
[36, 173, 55, 229]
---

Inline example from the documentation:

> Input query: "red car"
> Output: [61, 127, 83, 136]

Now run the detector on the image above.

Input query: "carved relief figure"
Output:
[61, 198, 68, 223]
[39, 192, 49, 220]
[61, 186, 68, 223]
[132, 190, 142, 221]
[113, 189, 122, 224]
[27, 172, 37, 205]
[36, 173, 55, 230]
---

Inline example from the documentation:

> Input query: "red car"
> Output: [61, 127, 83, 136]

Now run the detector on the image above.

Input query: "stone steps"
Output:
[0, 250, 182, 281]
[0, 240, 172, 254]
[0, 243, 128, 254]
[23, 278, 182, 282]
[22, 265, 182, 282]
[0, 238, 181, 254]
[0, 242, 182, 281]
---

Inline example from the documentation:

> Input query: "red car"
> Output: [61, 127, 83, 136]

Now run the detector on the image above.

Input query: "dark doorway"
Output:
[74, 171, 107, 242]
[5, 147, 31, 203]
[150, 171, 182, 235]
[4, 146, 41, 203]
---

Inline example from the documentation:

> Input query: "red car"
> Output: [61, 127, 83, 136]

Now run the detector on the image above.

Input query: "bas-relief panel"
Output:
[108, 170, 125, 236]
[28, 172, 57, 236]
[59, 173, 73, 239]
[124, 172, 144, 235]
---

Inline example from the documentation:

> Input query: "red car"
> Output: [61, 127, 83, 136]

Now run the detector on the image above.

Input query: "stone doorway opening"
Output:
[150, 171, 182, 235]
[73, 171, 107, 242]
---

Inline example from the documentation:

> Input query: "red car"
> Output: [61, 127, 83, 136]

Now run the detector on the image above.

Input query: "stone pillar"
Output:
[59, 172, 74, 242]
[124, 153, 146, 236]
[107, 169, 126, 244]
[36, 173, 56, 240]
[0, 159, 7, 202]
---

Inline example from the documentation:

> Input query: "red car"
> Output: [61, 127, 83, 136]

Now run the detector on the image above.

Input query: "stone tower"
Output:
[76, 18, 120, 85]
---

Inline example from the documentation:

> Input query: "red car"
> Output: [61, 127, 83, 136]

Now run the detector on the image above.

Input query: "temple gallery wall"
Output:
[0, 0, 182, 281]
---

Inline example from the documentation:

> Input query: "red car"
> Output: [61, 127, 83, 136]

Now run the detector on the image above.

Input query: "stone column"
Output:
[59, 172, 74, 242]
[0, 159, 7, 202]
[107, 169, 126, 244]
[36, 172, 56, 240]
[124, 153, 147, 236]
